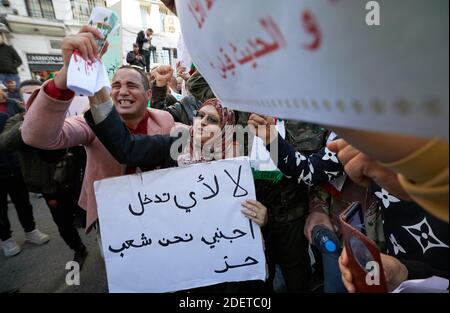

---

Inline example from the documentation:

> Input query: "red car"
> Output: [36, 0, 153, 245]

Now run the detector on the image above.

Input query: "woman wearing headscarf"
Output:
[84, 88, 268, 228]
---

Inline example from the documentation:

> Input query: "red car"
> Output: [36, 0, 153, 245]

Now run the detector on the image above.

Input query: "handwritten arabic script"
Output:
[128, 165, 248, 216]
[177, 0, 449, 139]
[94, 158, 266, 292]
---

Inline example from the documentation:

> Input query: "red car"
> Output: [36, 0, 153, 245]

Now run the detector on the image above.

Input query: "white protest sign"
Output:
[94, 158, 266, 293]
[176, 0, 449, 138]
[66, 96, 89, 117]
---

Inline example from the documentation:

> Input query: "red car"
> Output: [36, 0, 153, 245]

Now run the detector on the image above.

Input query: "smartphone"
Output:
[339, 202, 388, 293]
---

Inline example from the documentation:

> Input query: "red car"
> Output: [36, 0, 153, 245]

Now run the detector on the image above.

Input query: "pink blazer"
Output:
[22, 85, 175, 230]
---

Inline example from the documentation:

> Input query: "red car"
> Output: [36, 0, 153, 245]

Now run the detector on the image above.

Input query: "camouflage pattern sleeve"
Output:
[309, 185, 332, 215]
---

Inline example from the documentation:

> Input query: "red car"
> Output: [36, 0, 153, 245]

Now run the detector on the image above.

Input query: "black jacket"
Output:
[136, 31, 156, 52]
[84, 107, 186, 169]
[0, 99, 24, 117]
[136, 31, 146, 51]
[0, 113, 21, 178]
[151, 85, 201, 125]
[148, 83, 200, 125]
[0, 43, 22, 74]
[126, 51, 146, 70]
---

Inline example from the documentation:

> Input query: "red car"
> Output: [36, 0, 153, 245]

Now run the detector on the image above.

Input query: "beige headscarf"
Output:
[177, 98, 236, 166]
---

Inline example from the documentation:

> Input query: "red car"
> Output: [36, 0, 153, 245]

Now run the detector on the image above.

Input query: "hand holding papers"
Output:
[66, 7, 120, 96]
[67, 53, 111, 96]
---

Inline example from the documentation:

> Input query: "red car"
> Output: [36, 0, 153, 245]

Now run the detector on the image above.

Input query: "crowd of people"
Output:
[0, 1, 448, 294]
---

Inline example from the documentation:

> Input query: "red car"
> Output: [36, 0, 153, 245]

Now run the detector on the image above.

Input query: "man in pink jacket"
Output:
[21, 26, 175, 231]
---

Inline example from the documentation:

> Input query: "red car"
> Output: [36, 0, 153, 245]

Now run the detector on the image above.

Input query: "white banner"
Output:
[94, 158, 266, 293]
[66, 96, 89, 117]
[176, 0, 449, 138]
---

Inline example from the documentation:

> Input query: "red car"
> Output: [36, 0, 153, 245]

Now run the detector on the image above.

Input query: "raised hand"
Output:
[55, 25, 108, 90]
[247, 113, 278, 145]
[152, 65, 174, 87]
[327, 139, 411, 200]
[176, 61, 190, 81]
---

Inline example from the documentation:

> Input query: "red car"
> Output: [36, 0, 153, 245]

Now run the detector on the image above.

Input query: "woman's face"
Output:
[194, 105, 221, 144]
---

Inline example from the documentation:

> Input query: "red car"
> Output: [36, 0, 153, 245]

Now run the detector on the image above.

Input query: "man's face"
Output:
[146, 30, 153, 37]
[111, 68, 150, 120]
[19, 84, 40, 108]
[6, 80, 16, 92]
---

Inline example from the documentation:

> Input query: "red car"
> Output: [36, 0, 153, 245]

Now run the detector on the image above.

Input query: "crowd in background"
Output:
[0, 1, 448, 294]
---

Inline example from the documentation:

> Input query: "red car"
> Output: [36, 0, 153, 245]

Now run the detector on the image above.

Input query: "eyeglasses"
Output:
[196, 111, 220, 125]
[339, 202, 387, 293]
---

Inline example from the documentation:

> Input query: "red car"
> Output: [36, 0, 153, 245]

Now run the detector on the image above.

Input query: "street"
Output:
[0, 194, 108, 293]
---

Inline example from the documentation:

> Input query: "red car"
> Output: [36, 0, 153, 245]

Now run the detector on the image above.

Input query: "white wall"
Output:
[148, 3, 161, 33]
[120, 0, 142, 29]
[0, 0, 28, 16]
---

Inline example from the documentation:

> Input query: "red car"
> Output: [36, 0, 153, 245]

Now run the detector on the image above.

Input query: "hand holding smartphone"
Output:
[339, 202, 388, 293]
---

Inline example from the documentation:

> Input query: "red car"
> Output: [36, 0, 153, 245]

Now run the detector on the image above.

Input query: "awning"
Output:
[26, 54, 64, 72]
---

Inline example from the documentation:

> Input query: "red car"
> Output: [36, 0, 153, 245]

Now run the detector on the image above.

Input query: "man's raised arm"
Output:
[22, 26, 106, 150]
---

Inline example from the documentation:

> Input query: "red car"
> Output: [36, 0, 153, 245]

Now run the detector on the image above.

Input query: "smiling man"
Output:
[21, 26, 175, 231]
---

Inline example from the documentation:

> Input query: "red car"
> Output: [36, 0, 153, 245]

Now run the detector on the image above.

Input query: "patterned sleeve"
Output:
[266, 133, 344, 186]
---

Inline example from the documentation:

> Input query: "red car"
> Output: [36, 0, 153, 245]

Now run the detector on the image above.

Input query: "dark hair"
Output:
[19, 79, 42, 89]
[146, 28, 153, 33]
[115, 65, 150, 91]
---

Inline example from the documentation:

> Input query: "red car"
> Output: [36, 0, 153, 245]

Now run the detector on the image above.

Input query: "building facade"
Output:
[0, 0, 180, 81]
[111, 0, 180, 70]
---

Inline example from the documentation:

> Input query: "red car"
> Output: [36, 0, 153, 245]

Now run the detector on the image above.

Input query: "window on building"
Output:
[50, 39, 62, 50]
[25, 0, 56, 20]
[140, 5, 150, 29]
[159, 48, 177, 67]
[71, 0, 106, 23]
[159, 6, 168, 33]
